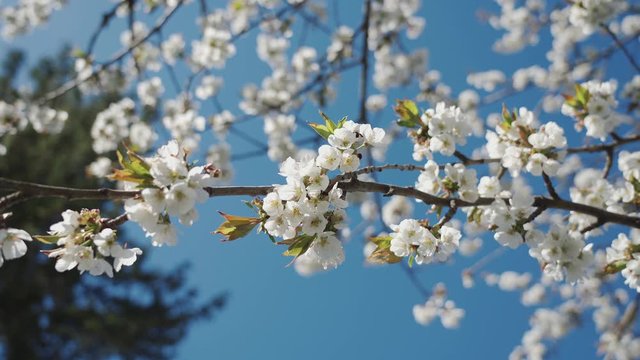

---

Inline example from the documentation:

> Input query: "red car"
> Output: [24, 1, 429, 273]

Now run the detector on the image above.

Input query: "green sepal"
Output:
[33, 235, 61, 245]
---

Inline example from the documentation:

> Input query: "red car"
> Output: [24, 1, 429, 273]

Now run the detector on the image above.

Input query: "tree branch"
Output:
[39, 0, 185, 104]
[2, 172, 640, 230]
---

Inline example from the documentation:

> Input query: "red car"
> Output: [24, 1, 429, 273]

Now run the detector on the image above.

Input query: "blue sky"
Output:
[2, 0, 638, 359]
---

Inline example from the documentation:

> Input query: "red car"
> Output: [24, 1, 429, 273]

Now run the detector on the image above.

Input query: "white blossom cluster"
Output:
[562, 80, 623, 140]
[528, 225, 595, 282]
[74, 56, 126, 95]
[622, 74, 640, 107]
[510, 303, 580, 359]
[607, 231, 640, 292]
[416, 70, 452, 104]
[46, 209, 142, 277]
[568, 0, 627, 35]
[262, 121, 386, 270]
[210, 110, 235, 138]
[411, 102, 472, 161]
[206, 142, 233, 183]
[0, 100, 68, 155]
[486, 107, 566, 177]
[619, 150, 640, 202]
[467, 70, 506, 92]
[91, 98, 157, 154]
[368, 0, 427, 90]
[162, 96, 206, 152]
[368, 0, 424, 49]
[484, 271, 532, 292]
[467, 177, 595, 283]
[191, 10, 236, 69]
[195, 75, 223, 100]
[416, 160, 479, 202]
[0, 0, 65, 38]
[413, 283, 465, 329]
[327, 26, 354, 63]
[389, 219, 461, 265]
[137, 76, 165, 108]
[120, 21, 162, 74]
[568, 168, 626, 233]
[264, 113, 296, 162]
[373, 47, 427, 90]
[489, 0, 545, 53]
[124, 140, 218, 246]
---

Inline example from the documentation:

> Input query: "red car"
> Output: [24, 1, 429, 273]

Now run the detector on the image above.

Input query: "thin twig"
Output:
[601, 24, 640, 74]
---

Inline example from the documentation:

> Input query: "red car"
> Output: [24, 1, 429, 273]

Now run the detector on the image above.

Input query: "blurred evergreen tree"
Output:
[0, 48, 226, 360]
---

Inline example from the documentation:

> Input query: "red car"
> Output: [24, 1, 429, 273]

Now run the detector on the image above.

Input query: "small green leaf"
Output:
[603, 260, 627, 274]
[394, 99, 420, 128]
[213, 212, 261, 241]
[575, 84, 590, 106]
[33, 235, 61, 245]
[109, 148, 154, 186]
[280, 235, 315, 258]
[336, 116, 347, 129]
[308, 123, 332, 140]
[319, 111, 337, 132]
[366, 235, 402, 264]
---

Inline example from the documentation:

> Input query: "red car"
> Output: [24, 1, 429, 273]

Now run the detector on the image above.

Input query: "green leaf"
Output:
[280, 235, 315, 258]
[336, 116, 347, 129]
[109, 148, 154, 186]
[213, 212, 261, 241]
[394, 99, 420, 128]
[603, 260, 627, 274]
[319, 111, 337, 132]
[33, 235, 61, 245]
[366, 235, 402, 264]
[308, 123, 332, 140]
[575, 84, 590, 106]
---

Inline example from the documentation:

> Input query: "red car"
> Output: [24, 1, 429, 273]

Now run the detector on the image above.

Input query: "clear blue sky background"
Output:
[2, 0, 638, 358]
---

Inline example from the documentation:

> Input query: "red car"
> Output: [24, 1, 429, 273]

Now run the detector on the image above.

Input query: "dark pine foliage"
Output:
[0, 48, 226, 360]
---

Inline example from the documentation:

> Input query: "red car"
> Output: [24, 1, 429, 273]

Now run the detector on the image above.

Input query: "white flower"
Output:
[137, 77, 164, 107]
[360, 124, 386, 145]
[328, 128, 357, 149]
[0, 228, 31, 266]
[263, 192, 284, 216]
[195, 75, 223, 100]
[308, 232, 345, 269]
[164, 181, 197, 216]
[302, 213, 328, 236]
[339, 151, 360, 173]
[495, 230, 522, 249]
[112, 246, 143, 272]
[478, 176, 500, 197]
[315, 145, 341, 171]
[151, 224, 178, 246]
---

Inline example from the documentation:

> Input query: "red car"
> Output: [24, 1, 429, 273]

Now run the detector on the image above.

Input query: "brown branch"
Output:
[580, 218, 606, 234]
[433, 202, 458, 230]
[542, 172, 561, 200]
[357, 0, 372, 124]
[601, 24, 640, 74]
[3, 171, 640, 230]
[86, 0, 127, 55]
[566, 134, 640, 154]
[102, 213, 130, 228]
